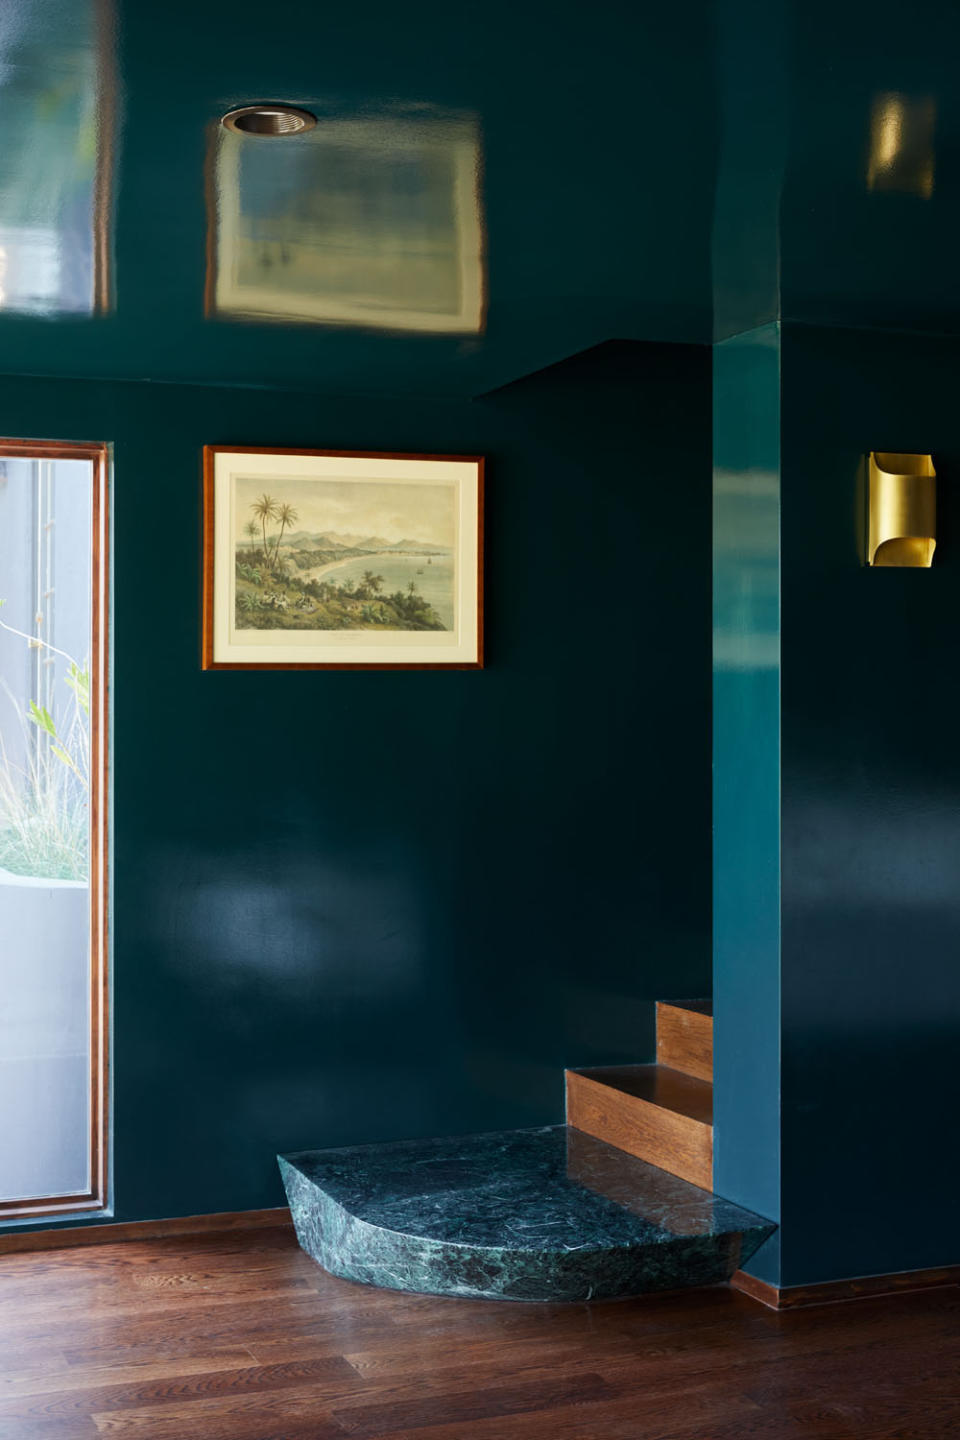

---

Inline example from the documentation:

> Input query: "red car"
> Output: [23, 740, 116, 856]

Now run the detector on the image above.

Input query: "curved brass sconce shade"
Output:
[868, 452, 936, 567]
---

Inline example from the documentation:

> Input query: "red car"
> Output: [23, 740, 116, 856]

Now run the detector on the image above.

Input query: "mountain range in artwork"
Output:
[281, 530, 449, 556]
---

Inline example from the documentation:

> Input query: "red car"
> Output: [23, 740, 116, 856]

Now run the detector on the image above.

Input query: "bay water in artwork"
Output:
[234, 477, 456, 633]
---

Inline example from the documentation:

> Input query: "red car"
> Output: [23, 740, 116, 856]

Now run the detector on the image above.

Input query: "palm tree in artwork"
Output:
[243, 519, 260, 555]
[251, 494, 281, 565]
[272, 502, 299, 565]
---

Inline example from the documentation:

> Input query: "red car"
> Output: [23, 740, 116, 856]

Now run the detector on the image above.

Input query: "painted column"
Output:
[712, 323, 782, 1284]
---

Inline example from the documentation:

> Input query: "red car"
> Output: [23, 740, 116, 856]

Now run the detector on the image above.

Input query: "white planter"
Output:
[0, 867, 91, 1202]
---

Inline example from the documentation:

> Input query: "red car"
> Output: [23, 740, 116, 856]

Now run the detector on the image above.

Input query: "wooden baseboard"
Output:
[729, 1269, 781, 1307]
[0, 1207, 292, 1256]
[731, 1263, 960, 1310]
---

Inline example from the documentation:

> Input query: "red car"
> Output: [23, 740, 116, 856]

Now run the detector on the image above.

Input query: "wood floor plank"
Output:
[90, 1379, 362, 1437]
[796, 1400, 960, 1440]
[0, 1278, 315, 1328]
[93, 1405, 347, 1440]
[0, 1356, 361, 1425]
[0, 1352, 256, 1400]
[374, 1386, 766, 1440]
[741, 1338, 960, 1407]
[338, 1309, 904, 1393]
[648, 1414, 819, 1440]
[57, 1319, 391, 1373]
[330, 1370, 617, 1435]
[0, 1422, 100, 1440]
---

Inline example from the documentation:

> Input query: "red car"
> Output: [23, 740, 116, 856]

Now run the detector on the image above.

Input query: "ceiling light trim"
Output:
[221, 105, 317, 137]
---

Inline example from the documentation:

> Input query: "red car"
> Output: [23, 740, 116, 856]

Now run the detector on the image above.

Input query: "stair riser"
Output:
[565, 1070, 713, 1190]
[656, 1003, 713, 1083]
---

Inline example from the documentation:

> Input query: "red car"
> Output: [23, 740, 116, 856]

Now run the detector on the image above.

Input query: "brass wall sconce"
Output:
[868, 452, 936, 567]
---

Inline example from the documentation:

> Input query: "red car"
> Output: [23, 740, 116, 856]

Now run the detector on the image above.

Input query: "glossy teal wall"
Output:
[715, 320, 960, 1287]
[779, 322, 960, 1285]
[0, 341, 712, 1228]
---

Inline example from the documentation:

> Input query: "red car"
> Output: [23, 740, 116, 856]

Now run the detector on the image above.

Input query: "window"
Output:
[0, 441, 108, 1218]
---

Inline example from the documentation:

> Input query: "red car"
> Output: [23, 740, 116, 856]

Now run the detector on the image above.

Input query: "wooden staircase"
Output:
[565, 1000, 714, 1191]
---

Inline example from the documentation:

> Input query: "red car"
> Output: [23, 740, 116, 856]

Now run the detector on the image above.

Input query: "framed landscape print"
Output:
[202, 447, 483, 669]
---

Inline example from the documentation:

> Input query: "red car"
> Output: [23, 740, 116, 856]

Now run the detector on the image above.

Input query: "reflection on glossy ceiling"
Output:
[0, 0, 712, 393]
[3, 0, 960, 393]
[211, 110, 484, 334]
[0, 0, 111, 316]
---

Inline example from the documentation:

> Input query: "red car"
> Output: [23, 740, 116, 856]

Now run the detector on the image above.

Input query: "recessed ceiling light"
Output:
[221, 104, 317, 137]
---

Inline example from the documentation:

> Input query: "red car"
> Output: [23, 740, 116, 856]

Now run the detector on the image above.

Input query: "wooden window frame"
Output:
[0, 440, 109, 1220]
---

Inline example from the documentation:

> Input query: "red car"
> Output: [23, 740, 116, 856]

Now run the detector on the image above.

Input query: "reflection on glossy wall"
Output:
[210, 111, 484, 334]
[0, 0, 112, 315]
[867, 93, 935, 199]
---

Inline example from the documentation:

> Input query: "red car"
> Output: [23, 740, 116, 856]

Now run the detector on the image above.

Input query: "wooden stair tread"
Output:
[571, 1065, 713, 1124]
[660, 998, 712, 1017]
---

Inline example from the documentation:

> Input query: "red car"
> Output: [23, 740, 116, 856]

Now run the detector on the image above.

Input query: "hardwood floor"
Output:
[0, 1225, 956, 1438]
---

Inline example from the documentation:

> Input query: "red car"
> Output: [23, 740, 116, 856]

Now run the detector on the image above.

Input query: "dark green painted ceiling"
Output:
[1, 0, 958, 395]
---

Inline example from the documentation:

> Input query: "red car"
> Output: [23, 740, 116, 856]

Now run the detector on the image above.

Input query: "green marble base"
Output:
[279, 1126, 775, 1303]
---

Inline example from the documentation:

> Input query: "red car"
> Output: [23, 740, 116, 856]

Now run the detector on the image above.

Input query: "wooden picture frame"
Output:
[202, 447, 483, 670]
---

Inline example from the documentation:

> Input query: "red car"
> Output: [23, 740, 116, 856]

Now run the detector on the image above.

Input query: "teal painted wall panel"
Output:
[0, 341, 713, 1228]
[713, 325, 781, 1284]
[778, 323, 960, 1285]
